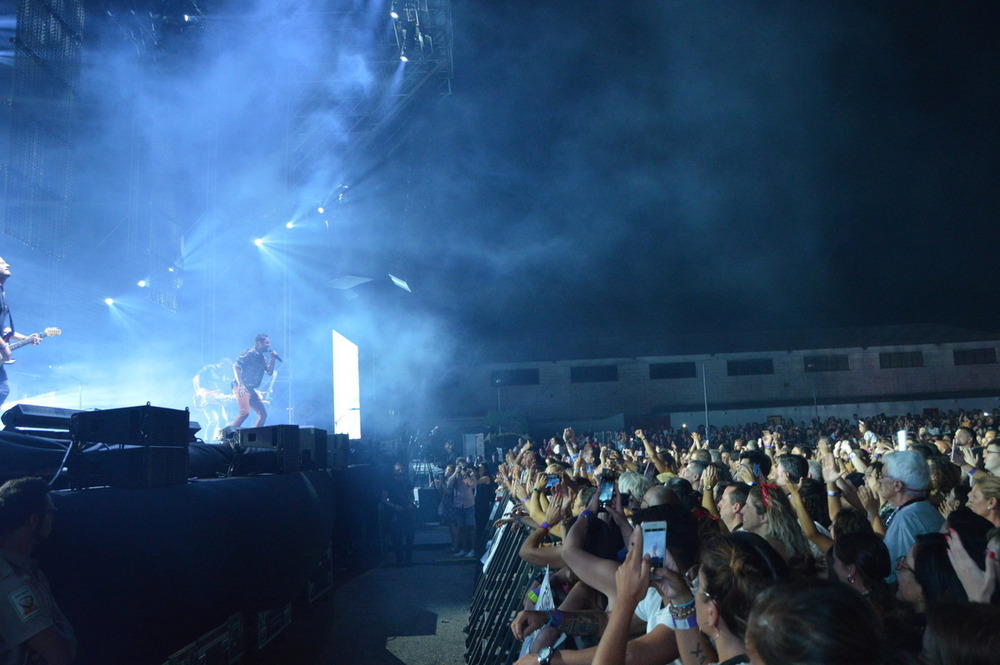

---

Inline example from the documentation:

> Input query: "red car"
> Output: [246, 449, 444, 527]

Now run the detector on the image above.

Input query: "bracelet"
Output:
[671, 597, 695, 610]
[545, 609, 563, 628]
[539, 522, 551, 530]
[522, 497, 530, 503]
[673, 614, 698, 630]
[532, 488, 541, 493]
[827, 491, 841, 497]
[669, 602, 697, 620]
[581, 510, 595, 520]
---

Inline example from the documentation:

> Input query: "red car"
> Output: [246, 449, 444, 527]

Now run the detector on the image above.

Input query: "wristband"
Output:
[671, 597, 695, 610]
[581, 510, 595, 520]
[539, 522, 551, 530]
[669, 601, 697, 621]
[545, 609, 563, 628]
[673, 615, 698, 630]
[827, 491, 841, 497]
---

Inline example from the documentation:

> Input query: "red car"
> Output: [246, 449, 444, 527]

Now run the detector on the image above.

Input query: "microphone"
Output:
[271, 350, 283, 362]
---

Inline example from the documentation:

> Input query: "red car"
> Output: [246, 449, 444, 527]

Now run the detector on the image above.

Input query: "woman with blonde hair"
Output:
[967, 475, 1000, 527]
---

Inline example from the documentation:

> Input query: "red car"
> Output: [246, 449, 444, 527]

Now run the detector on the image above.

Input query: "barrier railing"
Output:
[465, 497, 536, 665]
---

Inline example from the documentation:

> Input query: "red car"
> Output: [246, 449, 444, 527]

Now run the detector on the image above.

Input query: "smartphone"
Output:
[519, 469, 529, 483]
[598, 480, 615, 505]
[752, 463, 761, 479]
[641, 520, 668, 568]
[545, 474, 560, 488]
[896, 429, 908, 452]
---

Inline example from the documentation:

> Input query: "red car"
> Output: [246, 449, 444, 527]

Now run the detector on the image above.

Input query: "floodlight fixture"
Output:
[104, 298, 115, 306]
[254, 238, 264, 247]
[388, 274, 411, 293]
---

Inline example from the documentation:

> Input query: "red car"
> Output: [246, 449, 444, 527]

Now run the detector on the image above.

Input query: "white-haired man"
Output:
[878, 450, 943, 563]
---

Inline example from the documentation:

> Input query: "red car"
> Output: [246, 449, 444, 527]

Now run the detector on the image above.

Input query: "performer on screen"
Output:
[228, 333, 281, 429]
[0, 257, 41, 409]
[193, 358, 232, 441]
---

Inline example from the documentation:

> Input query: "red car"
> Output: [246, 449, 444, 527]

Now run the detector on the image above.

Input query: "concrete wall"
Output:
[434, 340, 1000, 430]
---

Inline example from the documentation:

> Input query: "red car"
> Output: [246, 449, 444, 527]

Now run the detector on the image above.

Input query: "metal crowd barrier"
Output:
[465, 497, 537, 665]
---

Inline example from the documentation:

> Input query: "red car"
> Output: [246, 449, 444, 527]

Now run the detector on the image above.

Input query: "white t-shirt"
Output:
[633, 588, 683, 665]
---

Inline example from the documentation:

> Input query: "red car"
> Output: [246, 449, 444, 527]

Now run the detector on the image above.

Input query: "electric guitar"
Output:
[193, 389, 236, 408]
[2, 327, 61, 364]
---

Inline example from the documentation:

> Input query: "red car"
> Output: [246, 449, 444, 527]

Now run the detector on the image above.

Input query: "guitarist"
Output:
[193, 358, 232, 441]
[0, 257, 41, 408]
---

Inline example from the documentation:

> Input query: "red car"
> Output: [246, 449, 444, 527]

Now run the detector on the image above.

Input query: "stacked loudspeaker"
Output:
[237, 425, 329, 473]
[71, 405, 190, 488]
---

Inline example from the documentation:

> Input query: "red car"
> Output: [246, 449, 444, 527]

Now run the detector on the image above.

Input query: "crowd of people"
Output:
[487, 410, 1000, 665]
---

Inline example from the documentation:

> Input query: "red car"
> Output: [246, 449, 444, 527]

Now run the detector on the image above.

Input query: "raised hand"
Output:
[856, 485, 879, 516]
[946, 528, 998, 603]
[701, 464, 718, 490]
[545, 490, 565, 525]
[821, 454, 842, 485]
[616, 528, 652, 609]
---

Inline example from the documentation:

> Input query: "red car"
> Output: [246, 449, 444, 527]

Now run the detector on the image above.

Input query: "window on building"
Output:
[649, 362, 697, 380]
[491, 368, 540, 386]
[953, 348, 998, 366]
[570, 365, 619, 383]
[879, 351, 924, 369]
[727, 358, 774, 376]
[803, 354, 850, 372]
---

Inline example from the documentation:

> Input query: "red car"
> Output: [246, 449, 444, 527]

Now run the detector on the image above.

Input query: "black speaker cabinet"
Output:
[108, 446, 189, 488]
[2, 404, 78, 431]
[298, 427, 328, 470]
[71, 405, 189, 448]
[239, 425, 300, 473]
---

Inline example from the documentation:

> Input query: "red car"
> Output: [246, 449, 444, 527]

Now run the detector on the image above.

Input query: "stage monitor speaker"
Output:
[298, 427, 328, 470]
[71, 405, 189, 448]
[2, 404, 78, 431]
[239, 425, 300, 473]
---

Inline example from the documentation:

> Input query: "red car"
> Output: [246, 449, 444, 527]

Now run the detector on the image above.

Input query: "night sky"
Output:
[399, 1, 1000, 359]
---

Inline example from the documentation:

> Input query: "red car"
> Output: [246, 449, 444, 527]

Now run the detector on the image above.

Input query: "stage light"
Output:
[390, 10, 399, 19]
[400, 50, 408, 63]
[285, 221, 294, 229]
[317, 207, 325, 214]
[104, 298, 115, 306]
[388, 274, 411, 293]
[167, 267, 175, 272]
[137, 280, 147, 287]
[254, 238, 264, 247]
